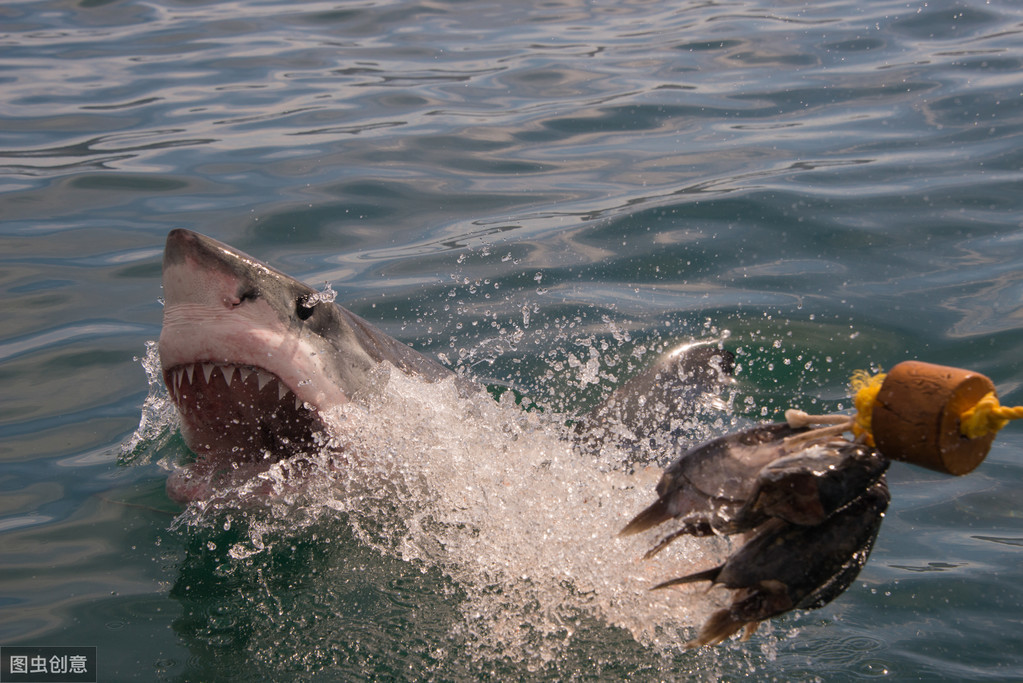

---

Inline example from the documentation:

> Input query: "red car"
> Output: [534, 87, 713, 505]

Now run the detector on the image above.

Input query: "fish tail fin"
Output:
[650, 565, 722, 591]
[684, 608, 752, 649]
[619, 499, 672, 536]
[642, 520, 715, 559]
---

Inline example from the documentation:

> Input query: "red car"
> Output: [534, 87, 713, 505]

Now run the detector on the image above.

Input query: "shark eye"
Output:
[296, 299, 316, 321]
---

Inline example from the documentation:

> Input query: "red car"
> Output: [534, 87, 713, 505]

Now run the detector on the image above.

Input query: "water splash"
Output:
[301, 281, 337, 307]
[126, 315, 749, 669]
[120, 340, 177, 465]
[139, 372, 735, 663]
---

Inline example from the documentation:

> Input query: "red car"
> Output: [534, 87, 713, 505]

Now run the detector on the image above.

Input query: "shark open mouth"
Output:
[156, 228, 466, 500]
[164, 360, 326, 460]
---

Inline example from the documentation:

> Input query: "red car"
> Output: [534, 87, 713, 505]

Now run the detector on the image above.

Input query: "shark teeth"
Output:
[166, 362, 306, 410]
[256, 371, 273, 392]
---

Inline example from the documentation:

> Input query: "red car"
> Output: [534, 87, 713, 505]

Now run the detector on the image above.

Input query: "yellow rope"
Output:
[960, 392, 1023, 439]
[850, 369, 886, 447]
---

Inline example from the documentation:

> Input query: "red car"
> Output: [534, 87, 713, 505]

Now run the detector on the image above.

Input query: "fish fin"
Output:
[642, 519, 716, 559]
[684, 608, 750, 648]
[740, 621, 760, 641]
[643, 529, 685, 559]
[619, 498, 672, 536]
[650, 565, 722, 591]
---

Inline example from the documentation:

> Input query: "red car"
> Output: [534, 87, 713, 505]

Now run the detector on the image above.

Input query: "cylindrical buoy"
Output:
[871, 361, 996, 475]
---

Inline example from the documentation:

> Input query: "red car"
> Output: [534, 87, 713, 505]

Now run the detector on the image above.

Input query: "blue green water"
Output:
[2, 0, 1023, 679]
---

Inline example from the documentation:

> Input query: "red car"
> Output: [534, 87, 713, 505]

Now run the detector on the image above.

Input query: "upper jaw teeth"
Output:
[167, 362, 307, 410]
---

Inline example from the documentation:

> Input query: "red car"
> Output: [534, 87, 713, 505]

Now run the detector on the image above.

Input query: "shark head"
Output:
[158, 229, 452, 466]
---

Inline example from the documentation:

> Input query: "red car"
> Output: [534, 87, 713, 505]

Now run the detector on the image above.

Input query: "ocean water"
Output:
[2, 0, 1023, 679]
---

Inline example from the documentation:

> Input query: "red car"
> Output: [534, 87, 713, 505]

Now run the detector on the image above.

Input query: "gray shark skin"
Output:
[158, 229, 733, 503]
[574, 340, 734, 454]
[159, 229, 454, 500]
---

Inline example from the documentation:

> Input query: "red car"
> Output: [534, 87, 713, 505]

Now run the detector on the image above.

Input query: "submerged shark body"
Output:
[159, 229, 732, 502]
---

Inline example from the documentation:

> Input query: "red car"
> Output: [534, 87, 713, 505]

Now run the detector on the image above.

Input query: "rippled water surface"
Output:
[2, 0, 1023, 679]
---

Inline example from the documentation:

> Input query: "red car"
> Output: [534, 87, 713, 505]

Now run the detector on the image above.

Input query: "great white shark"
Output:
[158, 229, 733, 502]
[156, 231, 894, 651]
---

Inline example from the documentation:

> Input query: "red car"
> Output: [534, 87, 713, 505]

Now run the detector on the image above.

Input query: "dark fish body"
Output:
[622, 418, 893, 646]
[620, 423, 802, 540]
[658, 479, 890, 647]
[729, 440, 890, 530]
[623, 423, 889, 538]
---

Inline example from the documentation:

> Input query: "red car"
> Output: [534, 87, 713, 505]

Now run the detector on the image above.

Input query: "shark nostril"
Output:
[228, 287, 259, 308]
[240, 288, 258, 302]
